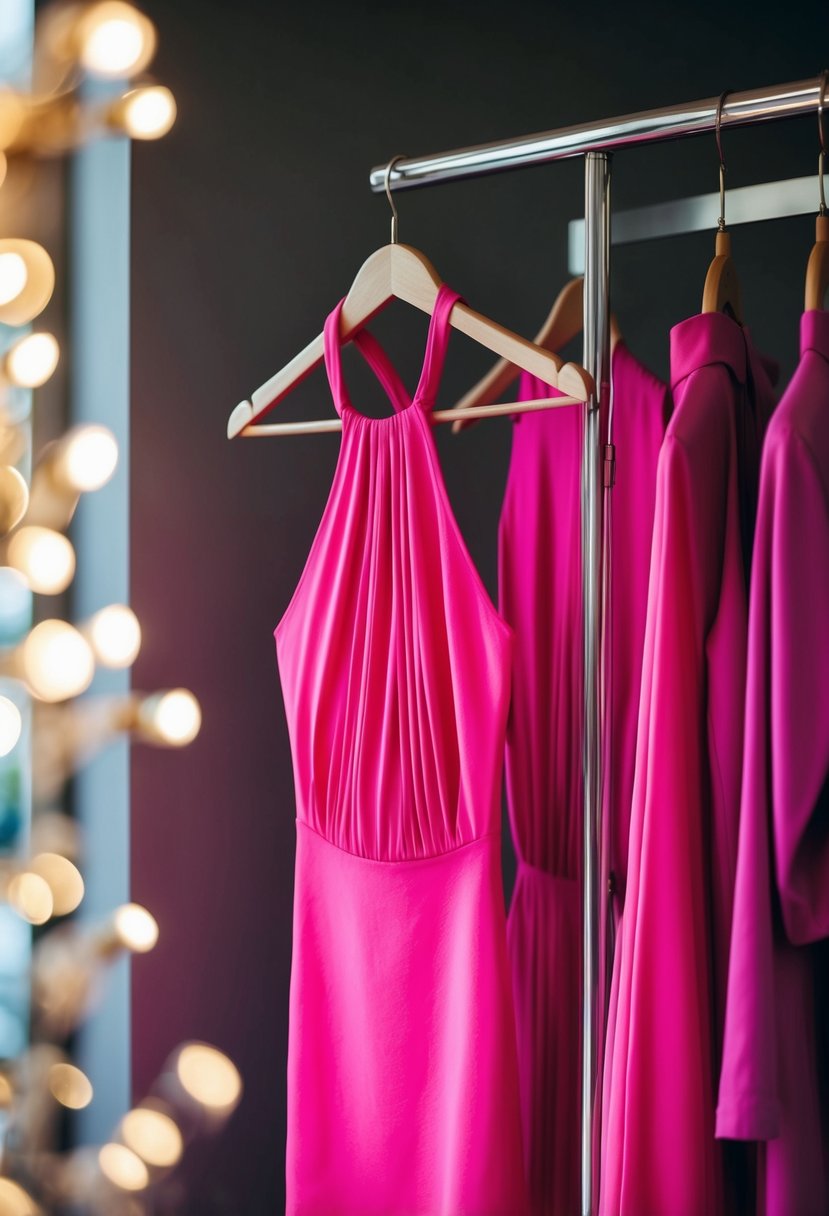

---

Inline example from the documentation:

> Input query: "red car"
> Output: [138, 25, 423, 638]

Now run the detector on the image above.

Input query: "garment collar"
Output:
[670, 312, 782, 392]
[801, 309, 829, 360]
[670, 311, 747, 393]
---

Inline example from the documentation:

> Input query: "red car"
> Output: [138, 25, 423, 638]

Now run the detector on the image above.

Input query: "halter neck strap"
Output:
[323, 301, 412, 418]
[322, 283, 463, 419]
[413, 284, 463, 411]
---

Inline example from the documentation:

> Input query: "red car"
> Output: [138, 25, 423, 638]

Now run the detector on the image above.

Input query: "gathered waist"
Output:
[296, 817, 502, 867]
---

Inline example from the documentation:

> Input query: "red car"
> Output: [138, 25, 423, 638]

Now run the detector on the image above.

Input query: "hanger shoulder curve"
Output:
[228, 244, 594, 438]
[702, 229, 744, 323]
[452, 275, 618, 433]
[805, 214, 829, 311]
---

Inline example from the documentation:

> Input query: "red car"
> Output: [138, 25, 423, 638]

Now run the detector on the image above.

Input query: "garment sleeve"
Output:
[602, 433, 718, 1215]
[770, 433, 829, 943]
[715, 433, 780, 1140]
[717, 428, 829, 1141]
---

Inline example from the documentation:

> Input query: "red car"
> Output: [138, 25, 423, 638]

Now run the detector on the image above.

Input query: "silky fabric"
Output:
[717, 309, 829, 1216]
[276, 285, 527, 1216]
[600, 313, 777, 1216]
[499, 343, 669, 1215]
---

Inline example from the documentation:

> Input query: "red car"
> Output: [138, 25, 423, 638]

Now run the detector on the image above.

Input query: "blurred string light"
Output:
[0, 1178, 40, 1214]
[33, 902, 159, 1039]
[26, 423, 118, 530]
[98, 1142, 149, 1191]
[0, 465, 29, 535]
[0, 693, 23, 755]
[52, 423, 118, 492]
[76, 3, 157, 77]
[0, 239, 55, 327]
[119, 1104, 183, 1168]
[48, 1061, 93, 1109]
[175, 1044, 242, 1115]
[107, 84, 175, 139]
[7, 526, 77, 594]
[29, 852, 85, 916]
[38, 2, 157, 79]
[8, 870, 54, 925]
[2, 332, 60, 388]
[84, 603, 141, 668]
[18, 619, 95, 701]
[137, 689, 202, 747]
[111, 903, 158, 953]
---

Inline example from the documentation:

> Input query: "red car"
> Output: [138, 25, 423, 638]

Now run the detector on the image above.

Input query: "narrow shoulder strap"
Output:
[323, 300, 350, 417]
[352, 328, 412, 413]
[323, 298, 413, 416]
[414, 284, 463, 411]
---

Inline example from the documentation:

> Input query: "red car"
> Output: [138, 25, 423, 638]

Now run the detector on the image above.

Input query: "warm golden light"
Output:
[54, 424, 118, 492]
[141, 689, 202, 746]
[176, 1043, 242, 1112]
[0, 151, 6, 190]
[114, 903, 159, 952]
[115, 85, 176, 139]
[0, 239, 55, 327]
[49, 1061, 93, 1109]
[31, 853, 85, 916]
[0, 90, 25, 151]
[0, 252, 27, 306]
[0, 1073, 12, 1107]
[121, 1106, 183, 1167]
[8, 526, 76, 594]
[4, 332, 60, 388]
[8, 871, 54, 925]
[21, 620, 95, 701]
[0, 695, 22, 757]
[88, 604, 141, 667]
[0, 1178, 39, 1215]
[0, 465, 29, 535]
[78, 3, 157, 78]
[98, 1142, 149, 1191]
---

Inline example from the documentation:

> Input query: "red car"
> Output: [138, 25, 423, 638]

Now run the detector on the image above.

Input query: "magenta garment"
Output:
[499, 343, 668, 1215]
[600, 344, 672, 933]
[600, 313, 777, 1216]
[716, 309, 829, 1216]
[276, 285, 527, 1216]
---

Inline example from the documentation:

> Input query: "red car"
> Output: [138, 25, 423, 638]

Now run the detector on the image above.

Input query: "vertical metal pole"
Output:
[581, 150, 611, 1216]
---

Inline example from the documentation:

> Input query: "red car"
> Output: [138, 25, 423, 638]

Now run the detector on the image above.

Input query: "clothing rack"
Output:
[368, 76, 828, 1216]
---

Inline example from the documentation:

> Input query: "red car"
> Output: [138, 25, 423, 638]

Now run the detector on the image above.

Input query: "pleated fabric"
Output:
[276, 285, 527, 1215]
[499, 344, 669, 1215]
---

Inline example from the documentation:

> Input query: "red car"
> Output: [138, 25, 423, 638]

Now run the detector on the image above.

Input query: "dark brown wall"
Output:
[130, 2, 824, 1210]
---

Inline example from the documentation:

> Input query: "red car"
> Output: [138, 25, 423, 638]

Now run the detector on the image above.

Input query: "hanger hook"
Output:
[384, 154, 406, 244]
[715, 90, 731, 231]
[818, 69, 828, 216]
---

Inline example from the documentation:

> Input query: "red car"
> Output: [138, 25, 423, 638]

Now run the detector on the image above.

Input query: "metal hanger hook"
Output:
[384, 154, 406, 244]
[715, 90, 731, 231]
[818, 69, 828, 216]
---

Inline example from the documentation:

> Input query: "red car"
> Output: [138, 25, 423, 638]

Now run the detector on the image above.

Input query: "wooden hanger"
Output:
[227, 159, 593, 438]
[702, 91, 744, 323]
[450, 276, 622, 433]
[805, 75, 829, 311]
[806, 213, 829, 310]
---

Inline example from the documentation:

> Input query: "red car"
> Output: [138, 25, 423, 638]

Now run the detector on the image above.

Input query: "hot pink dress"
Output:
[716, 309, 829, 1216]
[499, 344, 669, 1215]
[600, 313, 777, 1216]
[276, 285, 527, 1216]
